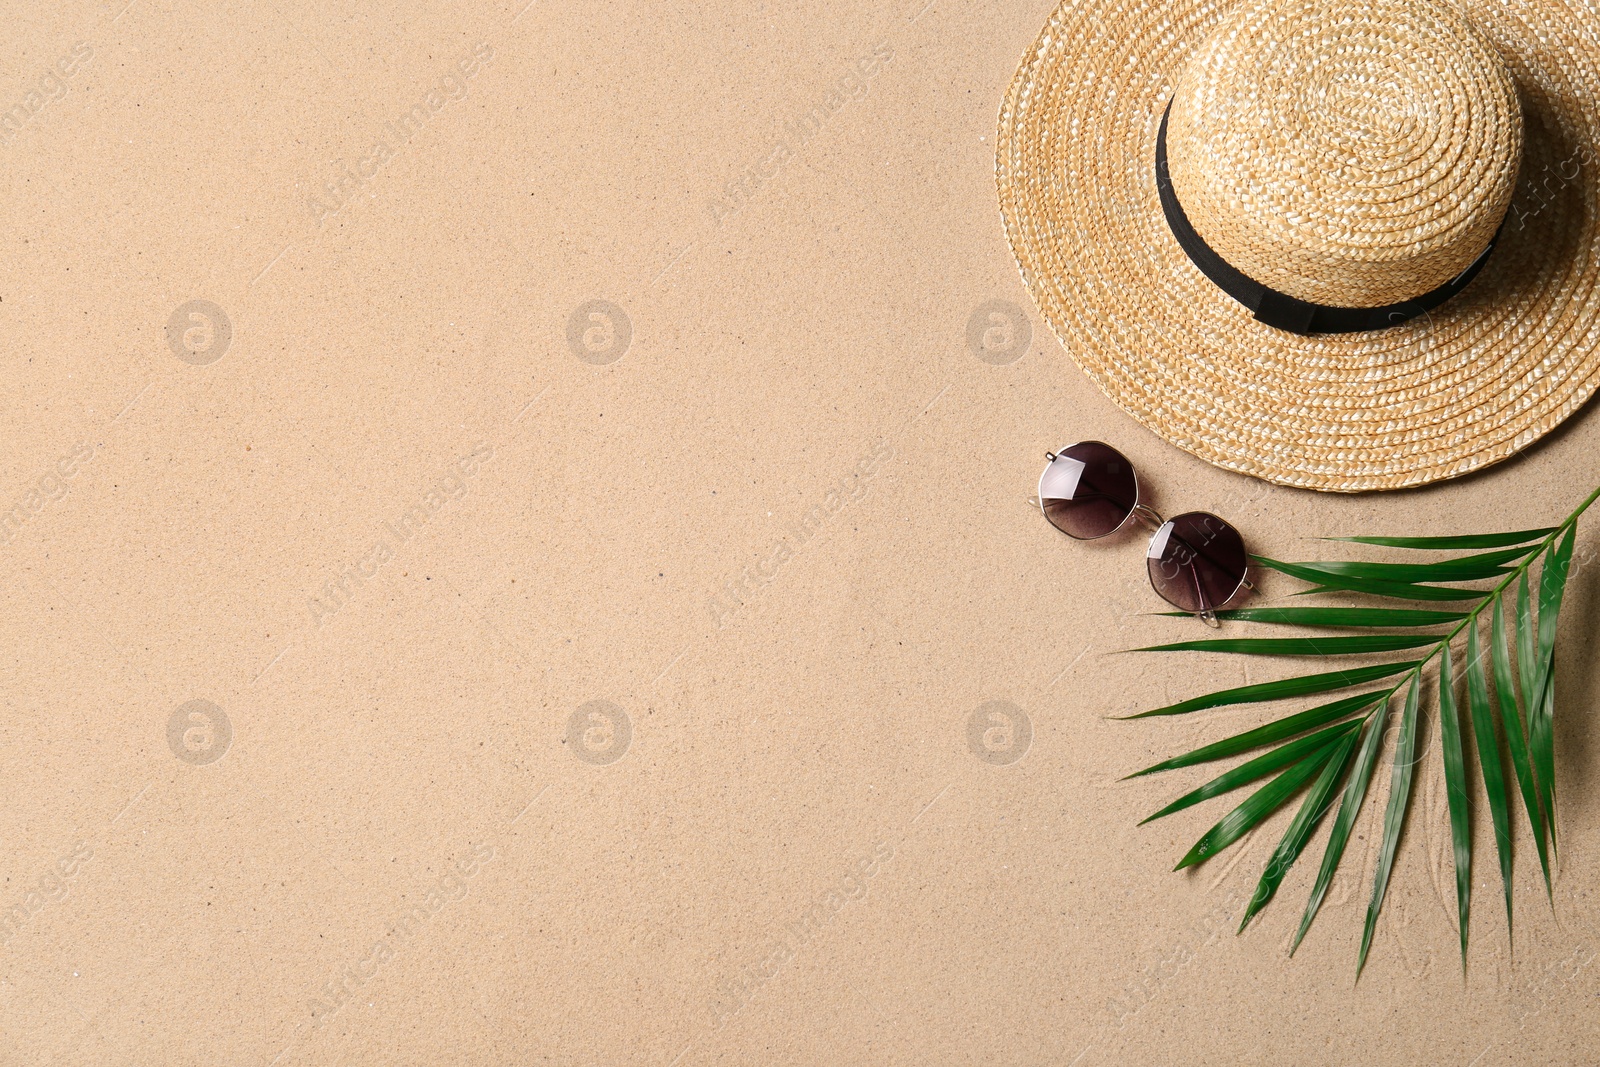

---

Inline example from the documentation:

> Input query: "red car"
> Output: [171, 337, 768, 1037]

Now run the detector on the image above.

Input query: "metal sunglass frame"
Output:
[1036, 444, 1255, 626]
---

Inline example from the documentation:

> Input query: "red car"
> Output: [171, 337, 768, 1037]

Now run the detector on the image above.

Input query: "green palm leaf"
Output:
[1271, 546, 1533, 584]
[1358, 673, 1421, 977]
[1140, 721, 1361, 824]
[1172, 607, 1467, 628]
[1465, 622, 1516, 937]
[1121, 482, 1600, 973]
[1437, 646, 1472, 967]
[1132, 634, 1442, 657]
[1531, 527, 1575, 840]
[1515, 572, 1554, 854]
[1239, 728, 1360, 932]
[1516, 574, 1539, 713]
[1291, 703, 1390, 956]
[1491, 596, 1551, 897]
[1325, 528, 1554, 550]
[1174, 748, 1339, 870]
[1125, 692, 1384, 778]
[1534, 667, 1557, 852]
[1536, 527, 1575, 659]
[1255, 557, 1490, 601]
[1119, 661, 1419, 719]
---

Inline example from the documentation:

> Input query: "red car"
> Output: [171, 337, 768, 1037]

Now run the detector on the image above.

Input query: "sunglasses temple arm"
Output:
[1188, 566, 1221, 628]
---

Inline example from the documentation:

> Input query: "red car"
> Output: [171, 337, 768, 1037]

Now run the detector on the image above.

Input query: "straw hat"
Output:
[996, 0, 1600, 491]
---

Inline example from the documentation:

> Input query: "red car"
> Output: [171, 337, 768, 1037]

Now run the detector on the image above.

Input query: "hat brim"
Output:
[996, 0, 1600, 491]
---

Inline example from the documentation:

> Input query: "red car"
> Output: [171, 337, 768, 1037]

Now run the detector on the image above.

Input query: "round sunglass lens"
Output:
[1146, 512, 1249, 614]
[1038, 441, 1138, 539]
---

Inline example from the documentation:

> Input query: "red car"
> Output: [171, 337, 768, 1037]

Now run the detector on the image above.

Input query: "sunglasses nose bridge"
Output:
[1130, 503, 1165, 532]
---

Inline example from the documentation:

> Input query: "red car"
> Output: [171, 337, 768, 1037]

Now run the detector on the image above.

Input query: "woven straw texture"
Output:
[996, 0, 1600, 492]
[1168, 0, 1522, 307]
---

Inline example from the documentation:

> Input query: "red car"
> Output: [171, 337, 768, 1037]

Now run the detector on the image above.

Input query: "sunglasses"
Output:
[1037, 441, 1254, 625]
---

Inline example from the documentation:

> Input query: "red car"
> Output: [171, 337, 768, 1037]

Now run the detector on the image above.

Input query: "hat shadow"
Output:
[1468, 77, 1594, 307]
[1359, 79, 1599, 502]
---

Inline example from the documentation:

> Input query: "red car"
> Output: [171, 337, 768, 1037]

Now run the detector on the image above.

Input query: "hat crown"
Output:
[1165, 0, 1523, 308]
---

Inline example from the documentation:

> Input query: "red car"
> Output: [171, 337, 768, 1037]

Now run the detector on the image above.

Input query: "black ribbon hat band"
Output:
[1155, 102, 1500, 336]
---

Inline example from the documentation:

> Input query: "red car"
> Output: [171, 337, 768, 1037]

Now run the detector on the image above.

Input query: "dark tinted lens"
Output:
[1039, 441, 1138, 539]
[1146, 512, 1248, 613]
